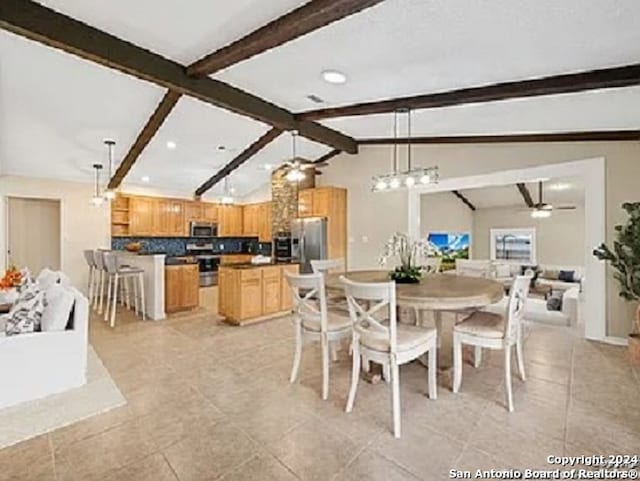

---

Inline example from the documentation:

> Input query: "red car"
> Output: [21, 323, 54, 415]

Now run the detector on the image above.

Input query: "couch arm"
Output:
[562, 288, 580, 326]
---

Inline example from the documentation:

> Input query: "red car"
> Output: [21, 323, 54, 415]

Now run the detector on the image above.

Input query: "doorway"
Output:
[6, 197, 61, 273]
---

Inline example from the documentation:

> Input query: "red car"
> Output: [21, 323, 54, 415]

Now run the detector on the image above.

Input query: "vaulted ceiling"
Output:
[1, 0, 639, 199]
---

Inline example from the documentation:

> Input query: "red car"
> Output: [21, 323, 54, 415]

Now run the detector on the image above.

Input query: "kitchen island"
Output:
[218, 263, 299, 325]
[116, 251, 166, 320]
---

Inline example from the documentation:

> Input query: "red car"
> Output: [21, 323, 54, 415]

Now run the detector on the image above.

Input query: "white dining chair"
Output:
[452, 275, 530, 412]
[92, 250, 107, 314]
[455, 259, 494, 278]
[284, 271, 352, 400]
[342, 277, 438, 438]
[421, 257, 441, 274]
[310, 258, 345, 274]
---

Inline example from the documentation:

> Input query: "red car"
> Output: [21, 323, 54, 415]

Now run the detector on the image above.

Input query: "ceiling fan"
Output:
[283, 156, 328, 175]
[529, 181, 577, 218]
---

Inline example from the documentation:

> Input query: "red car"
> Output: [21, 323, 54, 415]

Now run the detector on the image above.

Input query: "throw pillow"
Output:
[541, 269, 560, 280]
[5, 287, 46, 336]
[546, 293, 563, 311]
[36, 268, 59, 290]
[558, 270, 575, 283]
[41, 285, 75, 332]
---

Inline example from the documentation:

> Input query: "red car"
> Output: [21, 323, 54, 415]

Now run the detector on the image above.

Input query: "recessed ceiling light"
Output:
[322, 70, 347, 84]
[166, 141, 177, 150]
[548, 182, 572, 191]
[141, 176, 150, 183]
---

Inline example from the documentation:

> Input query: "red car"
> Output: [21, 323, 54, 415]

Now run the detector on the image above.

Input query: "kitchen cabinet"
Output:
[155, 199, 185, 237]
[220, 254, 253, 265]
[130, 197, 156, 236]
[218, 263, 299, 325]
[203, 203, 218, 222]
[165, 264, 199, 313]
[297, 190, 313, 218]
[219, 205, 243, 236]
[184, 202, 202, 222]
[242, 202, 272, 241]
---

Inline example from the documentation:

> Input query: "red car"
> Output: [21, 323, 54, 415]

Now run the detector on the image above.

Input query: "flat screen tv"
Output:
[427, 232, 471, 271]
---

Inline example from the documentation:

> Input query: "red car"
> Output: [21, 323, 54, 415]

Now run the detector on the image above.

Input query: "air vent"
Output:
[306, 94, 325, 104]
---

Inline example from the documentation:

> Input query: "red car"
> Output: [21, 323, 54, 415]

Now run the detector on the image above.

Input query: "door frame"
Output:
[4, 195, 64, 273]
[407, 157, 606, 342]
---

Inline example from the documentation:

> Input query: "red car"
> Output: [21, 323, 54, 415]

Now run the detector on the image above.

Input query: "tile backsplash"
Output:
[112, 237, 272, 256]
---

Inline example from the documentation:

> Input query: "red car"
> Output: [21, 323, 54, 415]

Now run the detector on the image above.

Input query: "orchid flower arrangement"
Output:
[379, 233, 434, 283]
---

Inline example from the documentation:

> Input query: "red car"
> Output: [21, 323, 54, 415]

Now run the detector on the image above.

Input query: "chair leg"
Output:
[330, 341, 339, 362]
[435, 311, 443, 349]
[321, 333, 330, 400]
[361, 355, 370, 373]
[474, 346, 482, 368]
[110, 274, 119, 328]
[452, 335, 463, 393]
[504, 346, 514, 412]
[289, 322, 303, 383]
[92, 270, 99, 310]
[390, 357, 401, 438]
[345, 340, 360, 413]
[138, 273, 146, 321]
[123, 277, 130, 310]
[87, 268, 94, 305]
[103, 276, 112, 322]
[383, 363, 390, 383]
[99, 271, 106, 315]
[516, 328, 526, 382]
[428, 344, 438, 400]
[133, 276, 139, 315]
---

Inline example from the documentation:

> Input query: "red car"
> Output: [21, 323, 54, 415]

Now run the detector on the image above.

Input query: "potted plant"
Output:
[593, 202, 640, 363]
[379, 233, 432, 284]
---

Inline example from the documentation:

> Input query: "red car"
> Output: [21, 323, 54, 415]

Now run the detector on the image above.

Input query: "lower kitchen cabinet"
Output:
[165, 264, 199, 313]
[218, 264, 299, 325]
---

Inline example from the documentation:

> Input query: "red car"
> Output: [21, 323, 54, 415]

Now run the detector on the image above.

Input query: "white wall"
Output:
[473, 204, 585, 266]
[420, 191, 474, 239]
[0, 176, 110, 292]
[318, 141, 640, 337]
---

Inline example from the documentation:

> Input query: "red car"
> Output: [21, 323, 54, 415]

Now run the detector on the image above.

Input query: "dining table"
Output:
[324, 270, 505, 368]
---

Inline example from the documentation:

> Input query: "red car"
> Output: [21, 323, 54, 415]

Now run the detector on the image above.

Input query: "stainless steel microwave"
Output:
[190, 221, 217, 238]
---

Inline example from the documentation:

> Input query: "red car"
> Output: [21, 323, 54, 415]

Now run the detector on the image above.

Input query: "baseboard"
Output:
[603, 336, 629, 346]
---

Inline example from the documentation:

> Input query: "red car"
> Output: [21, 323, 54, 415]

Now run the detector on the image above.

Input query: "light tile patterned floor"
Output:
[2, 307, 639, 481]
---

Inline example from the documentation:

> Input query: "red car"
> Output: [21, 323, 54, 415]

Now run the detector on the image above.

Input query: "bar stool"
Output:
[103, 251, 146, 327]
[83, 250, 97, 305]
[92, 250, 107, 314]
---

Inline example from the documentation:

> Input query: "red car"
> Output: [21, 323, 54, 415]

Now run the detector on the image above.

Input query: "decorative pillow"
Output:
[41, 285, 75, 332]
[5, 287, 46, 336]
[558, 270, 575, 283]
[540, 269, 560, 280]
[546, 294, 563, 311]
[36, 268, 59, 290]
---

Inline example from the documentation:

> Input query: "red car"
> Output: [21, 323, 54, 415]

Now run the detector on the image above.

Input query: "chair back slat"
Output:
[284, 272, 328, 331]
[421, 257, 441, 274]
[311, 258, 345, 275]
[505, 275, 530, 340]
[83, 250, 96, 267]
[102, 251, 119, 275]
[341, 277, 398, 352]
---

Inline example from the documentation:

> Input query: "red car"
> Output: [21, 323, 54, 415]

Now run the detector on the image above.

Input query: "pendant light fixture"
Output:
[91, 163, 105, 206]
[220, 176, 234, 205]
[372, 108, 438, 192]
[286, 130, 306, 182]
[103, 139, 117, 200]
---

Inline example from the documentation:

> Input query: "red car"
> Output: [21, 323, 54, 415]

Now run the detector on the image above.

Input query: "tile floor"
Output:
[2, 307, 639, 481]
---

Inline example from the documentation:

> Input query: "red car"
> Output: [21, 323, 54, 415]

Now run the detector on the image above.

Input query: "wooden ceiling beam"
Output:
[0, 0, 357, 154]
[187, 0, 385, 77]
[313, 149, 342, 164]
[356, 130, 640, 145]
[195, 127, 282, 196]
[108, 90, 181, 189]
[451, 190, 476, 212]
[516, 183, 534, 208]
[299, 64, 640, 120]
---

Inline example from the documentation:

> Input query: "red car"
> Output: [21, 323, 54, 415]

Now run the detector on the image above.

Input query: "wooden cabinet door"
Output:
[154, 199, 172, 236]
[242, 204, 259, 237]
[165, 266, 182, 312]
[312, 188, 330, 217]
[168, 200, 185, 236]
[220, 205, 243, 236]
[130, 197, 156, 236]
[181, 264, 199, 308]
[185, 202, 202, 221]
[203, 203, 218, 222]
[239, 270, 262, 319]
[298, 190, 313, 217]
[261, 267, 281, 315]
[257, 203, 272, 242]
[280, 264, 299, 311]
[217, 268, 230, 317]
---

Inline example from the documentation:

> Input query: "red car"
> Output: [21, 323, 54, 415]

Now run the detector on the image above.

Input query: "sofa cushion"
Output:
[558, 270, 576, 283]
[36, 268, 59, 290]
[5, 287, 46, 336]
[41, 285, 75, 332]
[546, 293, 562, 311]
[540, 269, 560, 281]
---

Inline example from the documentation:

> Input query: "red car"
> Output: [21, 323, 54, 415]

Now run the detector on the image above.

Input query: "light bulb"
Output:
[375, 179, 387, 191]
[389, 178, 400, 189]
[91, 196, 104, 206]
[286, 169, 305, 182]
[405, 176, 415, 187]
[420, 174, 431, 185]
[104, 190, 116, 200]
[531, 209, 551, 219]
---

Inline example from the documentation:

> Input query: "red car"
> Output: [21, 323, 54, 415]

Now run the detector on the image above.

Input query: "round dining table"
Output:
[324, 270, 504, 368]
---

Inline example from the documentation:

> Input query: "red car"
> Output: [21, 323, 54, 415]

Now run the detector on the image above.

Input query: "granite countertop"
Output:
[221, 262, 299, 270]
[165, 256, 198, 266]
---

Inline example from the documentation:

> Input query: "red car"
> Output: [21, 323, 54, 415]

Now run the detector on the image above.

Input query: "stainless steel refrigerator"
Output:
[291, 217, 328, 273]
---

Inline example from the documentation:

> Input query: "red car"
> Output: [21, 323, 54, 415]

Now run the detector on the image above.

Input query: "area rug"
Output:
[0, 345, 126, 449]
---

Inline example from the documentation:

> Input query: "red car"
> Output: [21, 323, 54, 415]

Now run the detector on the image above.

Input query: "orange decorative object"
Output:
[0, 266, 22, 291]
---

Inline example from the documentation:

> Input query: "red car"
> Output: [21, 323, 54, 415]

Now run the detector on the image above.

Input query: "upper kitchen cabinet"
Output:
[129, 196, 156, 236]
[218, 205, 243, 236]
[242, 202, 272, 241]
[155, 199, 185, 237]
[297, 189, 313, 218]
[184, 201, 203, 223]
[203, 203, 219, 223]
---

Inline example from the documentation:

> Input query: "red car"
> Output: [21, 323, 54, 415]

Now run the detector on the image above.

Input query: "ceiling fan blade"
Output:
[314, 161, 329, 168]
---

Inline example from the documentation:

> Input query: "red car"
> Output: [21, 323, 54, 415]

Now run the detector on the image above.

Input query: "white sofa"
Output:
[493, 262, 584, 292]
[0, 285, 88, 410]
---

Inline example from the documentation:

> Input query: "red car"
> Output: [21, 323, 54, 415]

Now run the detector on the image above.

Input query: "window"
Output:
[490, 228, 536, 264]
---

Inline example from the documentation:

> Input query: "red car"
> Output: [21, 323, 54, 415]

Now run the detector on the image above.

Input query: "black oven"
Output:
[273, 232, 292, 262]
[190, 221, 217, 238]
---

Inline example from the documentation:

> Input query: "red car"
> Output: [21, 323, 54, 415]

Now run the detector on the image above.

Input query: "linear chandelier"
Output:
[371, 108, 438, 192]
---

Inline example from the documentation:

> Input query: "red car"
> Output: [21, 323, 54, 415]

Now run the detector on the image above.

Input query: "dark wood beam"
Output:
[356, 130, 640, 145]
[299, 64, 640, 120]
[108, 90, 181, 189]
[313, 149, 342, 164]
[451, 190, 476, 212]
[0, 0, 357, 154]
[187, 0, 384, 77]
[195, 127, 282, 196]
[516, 183, 534, 208]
